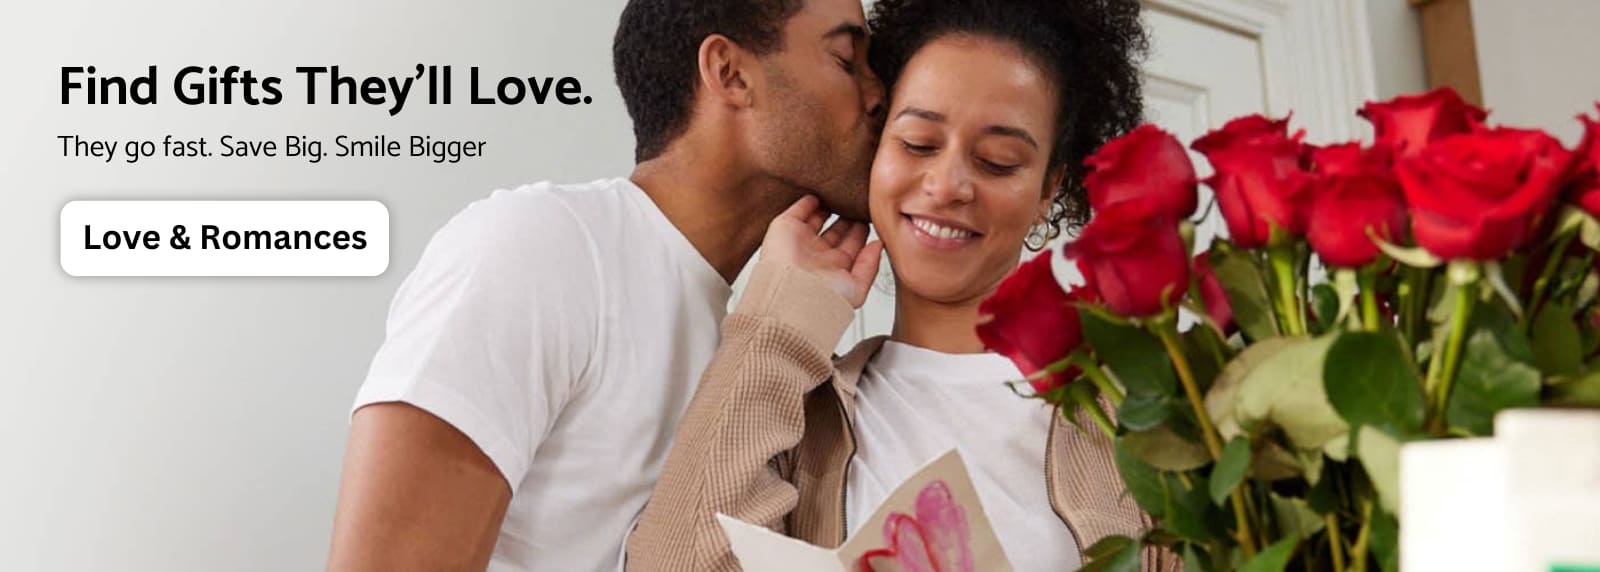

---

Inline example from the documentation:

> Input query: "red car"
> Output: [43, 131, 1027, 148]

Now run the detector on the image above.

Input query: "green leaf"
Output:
[1117, 391, 1172, 431]
[1305, 462, 1340, 514]
[1114, 438, 1167, 518]
[1083, 535, 1136, 561]
[1370, 508, 1401, 572]
[1309, 282, 1341, 336]
[1078, 535, 1141, 572]
[1447, 309, 1541, 436]
[1235, 335, 1346, 451]
[1162, 471, 1225, 544]
[1238, 535, 1299, 572]
[1250, 440, 1307, 481]
[1269, 493, 1326, 539]
[1551, 370, 1600, 406]
[1124, 426, 1212, 471]
[1209, 241, 1281, 341]
[1530, 302, 1584, 378]
[1206, 337, 1295, 442]
[1325, 332, 1426, 436]
[1209, 437, 1251, 505]
[1183, 544, 1212, 572]
[1080, 309, 1176, 397]
[1376, 236, 1444, 268]
[1355, 426, 1402, 514]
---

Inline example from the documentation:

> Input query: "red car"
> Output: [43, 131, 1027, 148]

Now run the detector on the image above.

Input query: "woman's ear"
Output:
[697, 34, 756, 108]
[1039, 166, 1067, 212]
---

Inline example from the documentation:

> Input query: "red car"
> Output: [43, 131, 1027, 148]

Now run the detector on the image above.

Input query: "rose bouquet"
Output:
[977, 88, 1600, 571]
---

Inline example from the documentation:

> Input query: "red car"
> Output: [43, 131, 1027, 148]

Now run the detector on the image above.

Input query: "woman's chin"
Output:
[894, 268, 981, 304]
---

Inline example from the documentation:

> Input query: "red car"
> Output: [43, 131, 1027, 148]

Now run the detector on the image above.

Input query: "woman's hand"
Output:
[762, 195, 884, 308]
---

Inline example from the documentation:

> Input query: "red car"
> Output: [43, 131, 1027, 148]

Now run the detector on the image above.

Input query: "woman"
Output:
[627, 0, 1174, 569]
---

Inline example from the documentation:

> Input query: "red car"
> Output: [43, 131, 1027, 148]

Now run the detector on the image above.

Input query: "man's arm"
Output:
[328, 403, 511, 572]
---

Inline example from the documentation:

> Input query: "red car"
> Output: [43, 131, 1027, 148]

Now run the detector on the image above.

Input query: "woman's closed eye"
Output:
[978, 158, 1021, 176]
[900, 139, 938, 155]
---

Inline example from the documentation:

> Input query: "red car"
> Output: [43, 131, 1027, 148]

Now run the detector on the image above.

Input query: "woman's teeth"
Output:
[911, 217, 975, 240]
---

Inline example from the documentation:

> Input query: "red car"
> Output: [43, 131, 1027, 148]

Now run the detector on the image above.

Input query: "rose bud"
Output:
[977, 251, 1086, 394]
[1085, 124, 1200, 220]
[1193, 114, 1315, 249]
[1359, 87, 1488, 158]
[1566, 104, 1600, 216]
[1065, 201, 1191, 318]
[1397, 127, 1576, 261]
[1193, 252, 1235, 333]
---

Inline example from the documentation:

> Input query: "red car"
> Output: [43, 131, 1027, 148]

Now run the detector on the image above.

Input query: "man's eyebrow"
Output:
[823, 22, 867, 41]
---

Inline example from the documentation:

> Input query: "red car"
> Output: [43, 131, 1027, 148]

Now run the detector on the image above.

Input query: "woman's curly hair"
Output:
[868, 0, 1149, 240]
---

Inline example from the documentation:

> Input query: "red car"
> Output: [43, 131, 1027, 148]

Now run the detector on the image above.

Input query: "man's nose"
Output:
[861, 67, 885, 118]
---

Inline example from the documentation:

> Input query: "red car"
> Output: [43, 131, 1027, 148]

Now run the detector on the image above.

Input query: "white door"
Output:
[737, 0, 1379, 354]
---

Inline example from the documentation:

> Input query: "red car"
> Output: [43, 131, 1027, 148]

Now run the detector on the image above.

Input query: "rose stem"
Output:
[1359, 266, 1382, 332]
[1525, 229, 1577, 330]
[1152, 321, 1257, 556]
[1069, 387, 1117, 439]
[1425, 282, 1477, 434]
[1270, 246, 1308, 335]
[1073, 353, 1126, 407]
[1327, 512, 1347, 571]
[1350, 499, 1374, 572]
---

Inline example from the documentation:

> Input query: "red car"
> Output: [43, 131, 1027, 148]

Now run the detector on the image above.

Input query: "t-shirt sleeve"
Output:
[352, 190, 601, 493]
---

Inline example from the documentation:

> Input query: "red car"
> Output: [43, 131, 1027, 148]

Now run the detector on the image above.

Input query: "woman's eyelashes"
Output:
[899, 139, 937, 155]
[897, 138, 1023, 177]
[979, 159, 1021, 176]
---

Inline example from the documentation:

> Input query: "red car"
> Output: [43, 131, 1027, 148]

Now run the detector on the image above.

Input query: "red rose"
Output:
[1305, 143, 1408, 267]
[1306, 171, 1408, 268]
[977, 251, 1085, 394]
[1192, 114, 1315, 249]
[1398, 127, 1575, 260]
[1359, 87, 1488, 158]
[1065, 201, 1191, 318]
[1085, 124, 1199, 219]
[1311, 141, 1392, 176]
[1567, 105, 1600, 216]
[1193, 252, 1234, 332]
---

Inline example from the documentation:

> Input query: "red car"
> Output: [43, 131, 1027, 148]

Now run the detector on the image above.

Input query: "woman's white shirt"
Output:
[846, 340, 1081, 571]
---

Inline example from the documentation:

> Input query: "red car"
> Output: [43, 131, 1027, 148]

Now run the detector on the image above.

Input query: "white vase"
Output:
[1400, 409, 1600, 572]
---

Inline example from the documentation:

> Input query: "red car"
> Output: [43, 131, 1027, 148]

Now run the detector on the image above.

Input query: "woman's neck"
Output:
[888, 283, 990, 354]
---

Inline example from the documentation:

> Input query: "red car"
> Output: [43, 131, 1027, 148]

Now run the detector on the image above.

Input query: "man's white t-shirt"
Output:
[353, 178, 731, 572]
[846, 341, 1081, 571]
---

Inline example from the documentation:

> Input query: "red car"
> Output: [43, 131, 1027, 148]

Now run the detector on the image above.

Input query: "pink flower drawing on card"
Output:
[855, 480, 975, 572]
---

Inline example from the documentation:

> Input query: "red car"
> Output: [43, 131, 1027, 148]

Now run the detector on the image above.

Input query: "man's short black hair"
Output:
[613, 0, 805, 162]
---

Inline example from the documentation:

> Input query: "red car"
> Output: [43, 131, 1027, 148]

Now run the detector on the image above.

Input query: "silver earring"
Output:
[1024, 222, 1051, 252]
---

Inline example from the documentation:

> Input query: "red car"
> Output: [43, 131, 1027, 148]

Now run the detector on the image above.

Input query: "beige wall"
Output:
[1472, 0, 1600, 145]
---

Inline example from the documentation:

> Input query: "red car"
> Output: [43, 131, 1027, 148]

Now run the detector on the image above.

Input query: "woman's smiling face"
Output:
[869, 34, 1061, 304]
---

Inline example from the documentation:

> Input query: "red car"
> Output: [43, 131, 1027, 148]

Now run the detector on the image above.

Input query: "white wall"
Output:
[1472, 0, 1600, 145]
[1365, 0, 1429, 100]
[0, 1, 634, 570]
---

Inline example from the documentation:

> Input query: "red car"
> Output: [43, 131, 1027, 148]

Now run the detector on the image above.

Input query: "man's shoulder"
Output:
[434, 178, 637, 255]
[406, 179, 643, 294]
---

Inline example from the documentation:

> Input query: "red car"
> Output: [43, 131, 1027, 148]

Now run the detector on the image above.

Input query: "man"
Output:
[326, 0, 884, 570]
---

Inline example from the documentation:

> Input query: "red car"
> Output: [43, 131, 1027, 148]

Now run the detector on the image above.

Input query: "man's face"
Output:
[748, 0, 885, 220]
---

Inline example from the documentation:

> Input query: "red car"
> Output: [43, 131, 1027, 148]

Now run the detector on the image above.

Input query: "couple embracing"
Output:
[329, 0, 1173, 570]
